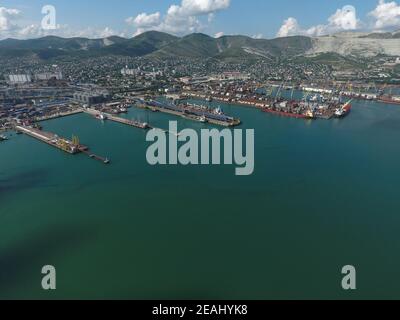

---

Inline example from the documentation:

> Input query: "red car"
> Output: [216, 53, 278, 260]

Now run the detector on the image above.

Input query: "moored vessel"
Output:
[334, 101, 352, 118]
[95, 113, 107, 120]
[378, 95, 400, 105]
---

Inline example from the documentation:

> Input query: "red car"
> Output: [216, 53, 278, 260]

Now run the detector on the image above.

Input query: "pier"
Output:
[83, 109, 149, 130]
[16, 125, 110, 164]
[133, 99, 241, 127]
[83, 108, 178, 134]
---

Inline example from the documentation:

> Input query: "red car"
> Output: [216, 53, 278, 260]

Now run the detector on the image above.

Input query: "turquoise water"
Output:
[1, 96, 400, 299]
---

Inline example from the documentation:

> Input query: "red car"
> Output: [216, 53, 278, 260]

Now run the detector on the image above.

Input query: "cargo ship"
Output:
[261, 100, 315, 119]
[334, 101, 352, 118]
[262, 108, 310, 119]
[377, 95, 400, 105]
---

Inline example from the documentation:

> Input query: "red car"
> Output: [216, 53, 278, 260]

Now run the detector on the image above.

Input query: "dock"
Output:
[16, 125, 110, 164]
[35, 109, 83, 122]
[133, 99, 241, 127]
[80, 149, 110, 164]
[83, 109, 149, 130]
[84, 107, 183, 137]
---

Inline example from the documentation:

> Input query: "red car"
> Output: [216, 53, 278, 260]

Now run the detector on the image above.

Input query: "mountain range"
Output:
[0, 30, 399, 61]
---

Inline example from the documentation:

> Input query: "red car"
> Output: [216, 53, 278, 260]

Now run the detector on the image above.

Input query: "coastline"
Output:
[35, 109, 83, 122]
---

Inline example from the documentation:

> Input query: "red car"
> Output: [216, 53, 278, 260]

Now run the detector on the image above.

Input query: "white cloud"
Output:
[252, 33, 263, 39]
[1, 23, 124, 40]
[0, 5, 125, 40]
[277, 17, 302, 37]
[214, 31, 224, 38]
[369, 0, 400, 29]
[127, 12, 161, 28]
[172, 0, 230, 16]
[0, 7, 20, 32]
[277, 5, 360, 37]
[126, 0, 231, 36]
[328, 5, 359, 31]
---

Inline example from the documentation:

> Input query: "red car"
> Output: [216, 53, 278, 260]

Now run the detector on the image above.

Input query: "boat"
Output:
[104, 158, 110, 164]
[0, 134, 8, 141]
[95, 113, 107, 120]
[334, 101, 352, 118]
[182, 113, 208, 123]
[262, 107, 308, 119]
[214, 106, 224, 115]
[377, 95, 400, 105]
[304, 110, 315, 119]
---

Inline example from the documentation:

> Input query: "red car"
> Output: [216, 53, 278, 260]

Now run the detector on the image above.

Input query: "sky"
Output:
[1, 0, 400, 39]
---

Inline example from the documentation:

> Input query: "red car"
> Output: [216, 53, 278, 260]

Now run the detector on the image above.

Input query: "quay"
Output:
[83, 109, 149, 130]
[35, 108, 83, 122]
[133, 99, 241, 127]
[84, 107, 181, 135]
[181, 91, 350, 120]
[15, 125, 81, 154]
[15, 125, 110, 164]
[80, 149, 110, 164]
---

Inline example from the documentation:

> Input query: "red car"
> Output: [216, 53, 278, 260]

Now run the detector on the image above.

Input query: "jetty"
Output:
[83, 109, 149, 130]
[15, 125, 110, 164]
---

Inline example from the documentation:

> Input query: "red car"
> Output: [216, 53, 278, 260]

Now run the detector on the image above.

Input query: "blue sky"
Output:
[0, 0, 399, 39]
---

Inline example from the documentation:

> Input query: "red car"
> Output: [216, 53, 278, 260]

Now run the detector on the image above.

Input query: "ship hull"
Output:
[378, 99, 400, 105]
[262, 108, 309, 119]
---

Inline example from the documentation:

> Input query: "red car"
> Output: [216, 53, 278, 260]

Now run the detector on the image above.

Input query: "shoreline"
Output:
[36, 109, 83, 122]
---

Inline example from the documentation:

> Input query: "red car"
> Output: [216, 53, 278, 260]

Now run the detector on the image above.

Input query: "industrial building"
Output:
[8, 74, 32, 85]
[73, 90, 111, 105]
[34, 72, 63, 81]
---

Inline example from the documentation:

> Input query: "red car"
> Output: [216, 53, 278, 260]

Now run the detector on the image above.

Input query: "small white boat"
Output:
[199, 115, 207, 123]
[96, 113, 107, 120]
[214, 107, 224, 115]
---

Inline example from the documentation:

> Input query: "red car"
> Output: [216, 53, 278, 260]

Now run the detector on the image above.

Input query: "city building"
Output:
[34, 72, 63, 81]
[8, 74, 32, 85]
[121, 67, 139, 76]
[73, 90, 111, 105]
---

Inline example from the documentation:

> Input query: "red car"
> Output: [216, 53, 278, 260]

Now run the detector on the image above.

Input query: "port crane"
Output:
[275, 80, 287, 101]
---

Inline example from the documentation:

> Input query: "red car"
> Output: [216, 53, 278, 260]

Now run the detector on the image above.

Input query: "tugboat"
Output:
[95, 113, 107, 121]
